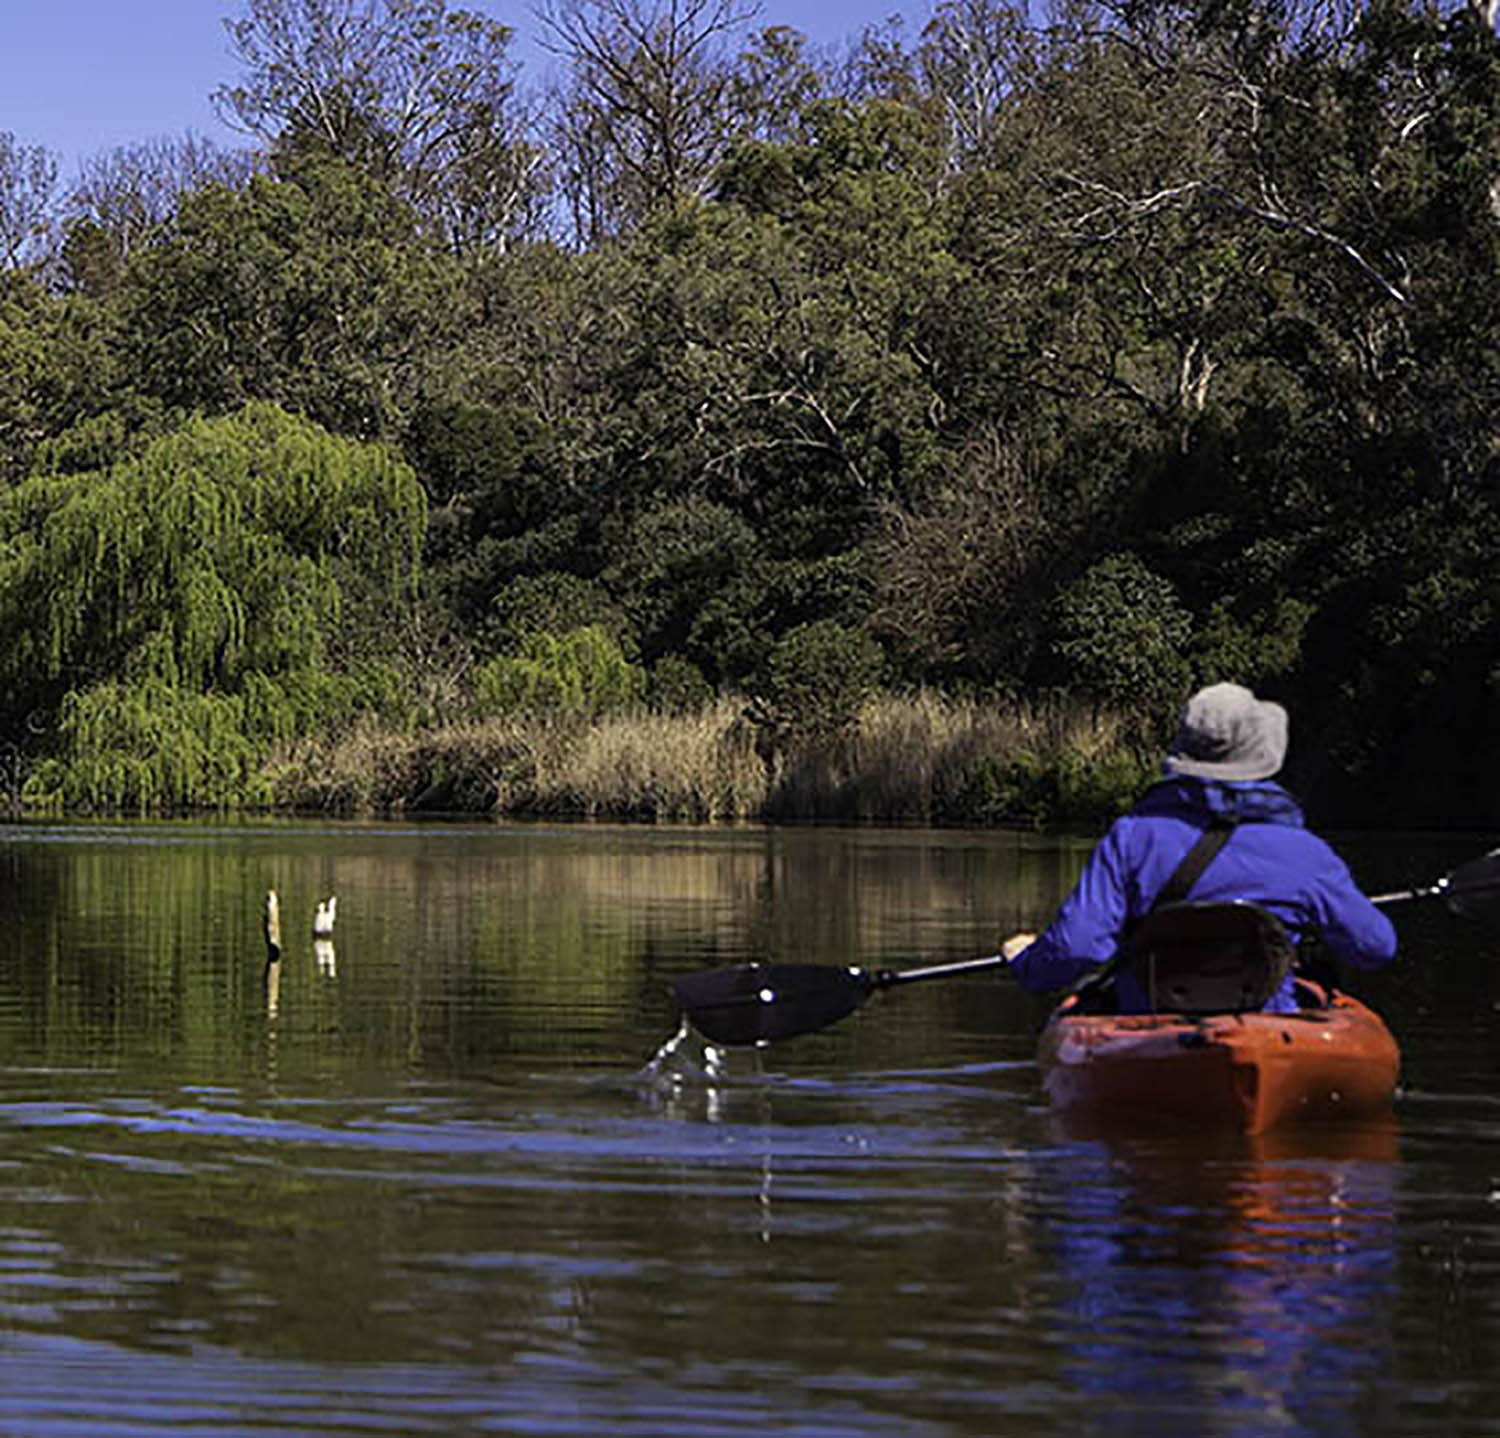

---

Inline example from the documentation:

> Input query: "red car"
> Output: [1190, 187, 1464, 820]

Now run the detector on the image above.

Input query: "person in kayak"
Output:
[1000, 682, 1397, 1014]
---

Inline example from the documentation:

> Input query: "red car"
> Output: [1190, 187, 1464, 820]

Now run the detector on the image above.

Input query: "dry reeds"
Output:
[267, 691, 1148, 825]
[769, 691, 1145, 823]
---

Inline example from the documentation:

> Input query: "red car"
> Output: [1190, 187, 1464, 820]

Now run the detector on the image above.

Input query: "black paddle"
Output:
[672, 847, 1500, 1046]
[670, 954, 1006, 1047]
[1369, 845, 1500, 920]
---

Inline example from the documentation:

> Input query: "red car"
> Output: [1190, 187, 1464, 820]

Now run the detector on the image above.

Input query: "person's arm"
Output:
[1006, 825, 1135, 994]
[1305, 845, 1398, 969]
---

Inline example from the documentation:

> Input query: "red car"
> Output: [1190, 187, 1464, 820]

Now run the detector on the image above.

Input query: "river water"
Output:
[0, 818, 1495, 1435]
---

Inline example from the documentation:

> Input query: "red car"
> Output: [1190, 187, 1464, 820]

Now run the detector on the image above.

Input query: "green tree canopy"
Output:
[118, 154, 463, 435]
[0, 403, 426, 808]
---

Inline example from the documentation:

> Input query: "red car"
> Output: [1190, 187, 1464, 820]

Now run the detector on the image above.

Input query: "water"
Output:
[0, 818, 1495, 1435]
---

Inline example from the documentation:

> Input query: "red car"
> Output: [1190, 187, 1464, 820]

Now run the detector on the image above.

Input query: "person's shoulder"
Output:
[1103, 806, 1196, 858]
[1249, 820, 1354, 875]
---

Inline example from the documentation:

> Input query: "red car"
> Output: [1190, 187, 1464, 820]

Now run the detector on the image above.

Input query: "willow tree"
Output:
[0, 402, 426, 810]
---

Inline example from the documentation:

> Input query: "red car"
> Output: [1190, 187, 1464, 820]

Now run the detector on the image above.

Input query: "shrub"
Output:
[647, 655, 714, 713]
[474, 624, 646, 718]
[1051, 553, 1193, 719]
[487, 572, 632, 653]
[757, 620, 885, 737]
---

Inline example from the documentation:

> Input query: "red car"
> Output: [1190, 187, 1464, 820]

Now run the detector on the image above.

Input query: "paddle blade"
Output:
[671, 962, 873, 1046]
[1445, 848, 1500, 921]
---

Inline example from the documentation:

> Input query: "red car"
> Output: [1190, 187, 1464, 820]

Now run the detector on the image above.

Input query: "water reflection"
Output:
[0, 820, 1495, 1435]
[1036, 1120, 1399, 1436]
[262, 955, 281, 1017]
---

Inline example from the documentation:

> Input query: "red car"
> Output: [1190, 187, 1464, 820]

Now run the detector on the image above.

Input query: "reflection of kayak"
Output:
[1048, 1107, 1400, 1163]
[1037, 979, 1400, 1135]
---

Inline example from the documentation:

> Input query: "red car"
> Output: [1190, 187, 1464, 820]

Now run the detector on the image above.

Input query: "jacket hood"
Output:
[1131, 775, 1305, 828]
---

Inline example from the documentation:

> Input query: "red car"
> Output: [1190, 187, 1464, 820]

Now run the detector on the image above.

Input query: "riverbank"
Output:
[264, 692, 1156, 827]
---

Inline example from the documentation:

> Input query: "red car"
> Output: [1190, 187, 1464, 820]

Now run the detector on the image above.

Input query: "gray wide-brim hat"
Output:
[1163, 682, 1288, 782]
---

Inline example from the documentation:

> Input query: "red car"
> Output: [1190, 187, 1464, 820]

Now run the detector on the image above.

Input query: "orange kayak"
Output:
[1036, 979, 1400, 1135]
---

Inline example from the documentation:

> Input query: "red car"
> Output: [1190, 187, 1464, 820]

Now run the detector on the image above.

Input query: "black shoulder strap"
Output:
[1151, 818, 1235, 912]
[1062, 817, 1237, 1010]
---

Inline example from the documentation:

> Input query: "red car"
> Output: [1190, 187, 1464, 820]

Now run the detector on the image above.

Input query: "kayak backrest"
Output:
[1123, 901, 1294, 1014]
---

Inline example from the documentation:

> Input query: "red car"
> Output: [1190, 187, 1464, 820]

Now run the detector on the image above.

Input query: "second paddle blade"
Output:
[671, 962, 873, 1046]
[1446, 847, 1500, 922]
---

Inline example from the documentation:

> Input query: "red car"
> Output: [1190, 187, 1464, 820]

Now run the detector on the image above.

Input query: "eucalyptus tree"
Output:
[916, 0, 1040, 170]
[1009, 0, 1499, 431]
[0, 132, 58, 273]
[213, 0, 547, 253]
[947, 0, 1500, 816]
[726, 25, 830, 145]
[630, 97, 959, 516]
[60, 133, 261, 296]
[118, 151, 464, 437]
[942, 0, 1499, 537]
[539, 0, 761, 243]
[0, 273, 121, 485]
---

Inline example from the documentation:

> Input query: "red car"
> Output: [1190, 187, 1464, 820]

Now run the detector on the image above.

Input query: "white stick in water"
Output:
[313, 895, 337, 937]
[263, 889, 282, 960]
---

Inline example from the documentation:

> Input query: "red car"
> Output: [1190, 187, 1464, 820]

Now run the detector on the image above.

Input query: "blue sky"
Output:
[3, 0, 927, 174]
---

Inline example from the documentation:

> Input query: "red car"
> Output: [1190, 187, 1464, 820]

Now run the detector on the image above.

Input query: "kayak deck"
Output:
[1036, 980, 1399, 1134]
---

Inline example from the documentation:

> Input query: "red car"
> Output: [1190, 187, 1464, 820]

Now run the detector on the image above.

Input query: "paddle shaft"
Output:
[873, 953, 1007, 988]
[1368, 884, 1444, 906]
[671, 846, 1500, 1045]
[1369, 849, 1500, 912]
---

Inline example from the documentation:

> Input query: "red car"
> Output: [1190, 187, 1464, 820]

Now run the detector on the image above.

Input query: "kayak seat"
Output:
[1121, 901, 1295, 1015]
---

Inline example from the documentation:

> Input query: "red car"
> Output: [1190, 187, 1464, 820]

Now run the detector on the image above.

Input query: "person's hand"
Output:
[1001, 931, 1037, 961]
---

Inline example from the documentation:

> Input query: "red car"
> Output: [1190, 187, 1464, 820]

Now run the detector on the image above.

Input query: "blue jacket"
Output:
[1008, 776, 1397, 1013]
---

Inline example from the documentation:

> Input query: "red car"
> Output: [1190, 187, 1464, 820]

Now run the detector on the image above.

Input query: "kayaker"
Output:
[1001, 682, 1397, 1013]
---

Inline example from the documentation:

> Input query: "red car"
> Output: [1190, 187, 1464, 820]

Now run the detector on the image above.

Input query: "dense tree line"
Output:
[0, 0, 1496, 824]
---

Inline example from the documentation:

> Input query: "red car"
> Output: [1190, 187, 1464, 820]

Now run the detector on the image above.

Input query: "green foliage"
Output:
[0, 401, 424, 698]
[603, 499, 761, 658]
[474, 625, 647, 718]
[671, 150, 958, 513]
[0, 0, 1497, 821]
[24, 679, 271, 813]
[118, 155, 462, 435]
[487, 572, 631, 654]
[1189, 598, 1314, 689]
[31, 405, 168, 477]
[0, 276, 120, 485]
[939, 745, 1157, 828]
[1051, 554, 1193, 718]
[407, 397, 542, 513]
[647, 655, 714, 714]
[408, 396, 555, 623]
[682, 549, 876, 688]
[0, 403, 427, 809]
[756, 620, 885, 737]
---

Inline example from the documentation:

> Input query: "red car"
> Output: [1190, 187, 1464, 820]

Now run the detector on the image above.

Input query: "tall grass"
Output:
[268, 691, 1152, 825]
[768, 690, 1152, 824]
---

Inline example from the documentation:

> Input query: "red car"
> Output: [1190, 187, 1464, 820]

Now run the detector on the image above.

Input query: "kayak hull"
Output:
[1036, 982, 1400, 1135]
